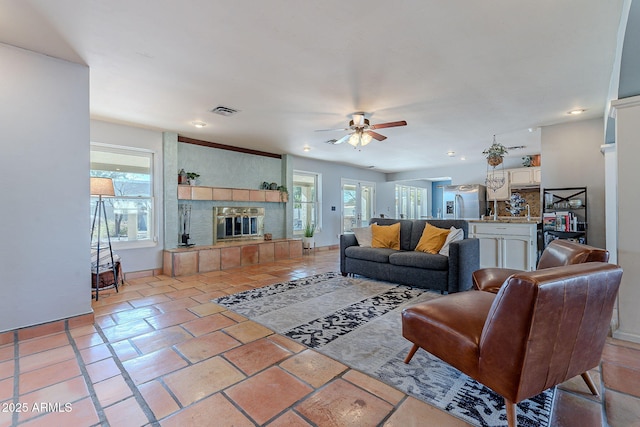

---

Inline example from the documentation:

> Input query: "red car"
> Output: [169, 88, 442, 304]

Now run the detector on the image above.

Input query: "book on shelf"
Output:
[543, 213, 556, 231]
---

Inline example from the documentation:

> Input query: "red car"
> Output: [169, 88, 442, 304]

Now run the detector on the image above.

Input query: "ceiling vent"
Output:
[210, 105, 240, 116]
[325, 139, 340, 145]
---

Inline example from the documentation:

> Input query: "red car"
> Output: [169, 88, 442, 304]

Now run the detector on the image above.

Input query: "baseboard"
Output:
[612, 329, 640, 344]
[123, 268, 164, 280]
[0, 312, 95, 345]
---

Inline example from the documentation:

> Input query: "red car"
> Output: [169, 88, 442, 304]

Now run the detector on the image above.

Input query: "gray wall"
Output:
[292, 156, 387, 246]
[172, 143, 287, 247]
[0, 44, 91, 331]
[540, 118, 605, 248]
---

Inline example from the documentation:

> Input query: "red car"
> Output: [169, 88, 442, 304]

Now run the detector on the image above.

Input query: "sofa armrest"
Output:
[340, 234, 359, 275]
[472, 268, 523, 293]
[447, 238, 479, 293]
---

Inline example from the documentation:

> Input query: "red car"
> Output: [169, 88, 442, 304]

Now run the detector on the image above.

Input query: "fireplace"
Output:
[214, 207, 264, 242]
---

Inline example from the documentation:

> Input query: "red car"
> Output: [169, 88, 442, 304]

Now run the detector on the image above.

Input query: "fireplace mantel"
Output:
[177, 185, 288, 202]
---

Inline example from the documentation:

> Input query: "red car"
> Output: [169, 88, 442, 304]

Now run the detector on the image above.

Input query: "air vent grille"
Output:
[210, 105, 240, 116]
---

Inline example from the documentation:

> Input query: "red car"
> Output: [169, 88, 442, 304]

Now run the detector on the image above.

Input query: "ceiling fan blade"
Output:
[315, 127, 349, 132]
[365, 131, 387, 141]
[370, 120, 407, 130]
[332, 134, 351, 145]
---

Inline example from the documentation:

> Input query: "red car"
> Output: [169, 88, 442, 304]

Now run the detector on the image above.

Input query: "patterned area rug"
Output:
[213, 273, 554, 427]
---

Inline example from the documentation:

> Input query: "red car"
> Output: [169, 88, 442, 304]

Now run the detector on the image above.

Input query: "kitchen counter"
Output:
[471, 216, 541, 224]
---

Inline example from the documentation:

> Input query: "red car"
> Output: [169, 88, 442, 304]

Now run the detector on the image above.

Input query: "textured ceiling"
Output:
[0, 0, 627, 172]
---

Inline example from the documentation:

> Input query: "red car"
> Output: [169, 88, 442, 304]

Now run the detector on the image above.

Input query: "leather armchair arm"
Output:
[472, 268, 522, 293]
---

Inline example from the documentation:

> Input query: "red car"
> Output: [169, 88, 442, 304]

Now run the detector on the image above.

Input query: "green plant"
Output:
[304, 222, 315, 238]
[186, 172, 200, 180]
[482, 141, 508, 159]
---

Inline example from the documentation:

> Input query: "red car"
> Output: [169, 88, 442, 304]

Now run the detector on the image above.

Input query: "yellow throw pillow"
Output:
[415, 224, 451, 254]
[371, 223, 401, 250]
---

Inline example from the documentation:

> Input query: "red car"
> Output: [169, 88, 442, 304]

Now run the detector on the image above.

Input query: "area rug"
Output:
[213, 273, 554, 427]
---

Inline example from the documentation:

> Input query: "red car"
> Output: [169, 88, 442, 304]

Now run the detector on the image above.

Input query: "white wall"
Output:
[90, 120, 165, 273]
[0, 44, 90, 331]
[612, 95, 640, 343]
[292, 157, 386, 246]
[540, 118, 606, 248]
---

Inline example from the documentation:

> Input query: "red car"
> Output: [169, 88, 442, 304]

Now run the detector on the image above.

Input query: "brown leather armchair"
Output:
[473, 239, 609, 293]
[402, 262, 622, 427]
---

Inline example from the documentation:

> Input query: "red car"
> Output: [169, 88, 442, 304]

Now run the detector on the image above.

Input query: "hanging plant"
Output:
[482, 136, 508, 166]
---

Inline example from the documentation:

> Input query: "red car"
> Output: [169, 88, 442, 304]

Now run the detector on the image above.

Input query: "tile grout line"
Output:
[64, 328, 110, 426]
[11, 331, 19, 427]
[89, 324, 160, 426]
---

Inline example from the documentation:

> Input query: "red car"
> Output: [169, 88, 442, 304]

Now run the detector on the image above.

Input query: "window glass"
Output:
[293, 171, 321, 234]
[395, 184, 428, 219]
[90, 145, 154, 244]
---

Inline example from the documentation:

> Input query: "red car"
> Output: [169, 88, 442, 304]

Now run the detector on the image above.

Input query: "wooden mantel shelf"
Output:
[177, 185, 288, 202]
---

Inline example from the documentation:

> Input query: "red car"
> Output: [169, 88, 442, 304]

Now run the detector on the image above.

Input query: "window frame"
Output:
[292, 170, 322, 235]
[90, 143, 157, 249]
[395, 184, 428, 220]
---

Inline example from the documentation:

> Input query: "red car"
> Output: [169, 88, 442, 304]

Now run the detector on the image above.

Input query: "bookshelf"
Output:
[542, 187, 587, 248]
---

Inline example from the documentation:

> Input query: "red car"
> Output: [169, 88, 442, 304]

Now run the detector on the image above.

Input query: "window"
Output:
[293, 171, 321, 234]
[395, 184, 428, 219]
[90, 144, 155, 246]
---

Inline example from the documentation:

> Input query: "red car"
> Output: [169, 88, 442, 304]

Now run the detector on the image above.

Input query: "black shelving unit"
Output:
[542, 187, 587, 248]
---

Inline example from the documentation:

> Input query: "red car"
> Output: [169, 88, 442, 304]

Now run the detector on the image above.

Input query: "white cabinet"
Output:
[469, 222, 538, 271]
[509, 167, 541, 186]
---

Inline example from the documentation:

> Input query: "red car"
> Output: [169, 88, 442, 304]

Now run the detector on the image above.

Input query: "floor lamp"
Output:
[91, 177, 118, 300]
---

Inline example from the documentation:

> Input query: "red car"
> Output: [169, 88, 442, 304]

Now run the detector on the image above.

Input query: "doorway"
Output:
[342, 179, 376, 233]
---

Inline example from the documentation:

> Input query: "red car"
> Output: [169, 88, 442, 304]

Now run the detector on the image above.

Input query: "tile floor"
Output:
[1, 249, 639, 426]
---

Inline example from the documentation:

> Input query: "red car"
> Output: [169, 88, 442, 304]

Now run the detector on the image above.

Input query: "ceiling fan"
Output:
[317, 113, 407, 148]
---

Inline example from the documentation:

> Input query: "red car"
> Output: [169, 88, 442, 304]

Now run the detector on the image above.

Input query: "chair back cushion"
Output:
[478, 262, 622, 403]
[537, 239, 609, 269]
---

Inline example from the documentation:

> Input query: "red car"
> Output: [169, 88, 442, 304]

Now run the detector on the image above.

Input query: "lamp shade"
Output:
[90, 177, 115, 197]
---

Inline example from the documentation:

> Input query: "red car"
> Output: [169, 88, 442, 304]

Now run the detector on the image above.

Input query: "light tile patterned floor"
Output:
[1, 249, 639, 426]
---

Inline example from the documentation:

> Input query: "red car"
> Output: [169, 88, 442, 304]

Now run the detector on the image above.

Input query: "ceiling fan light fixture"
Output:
[347, 133, 360, 147]
[361, 133, 373, 146]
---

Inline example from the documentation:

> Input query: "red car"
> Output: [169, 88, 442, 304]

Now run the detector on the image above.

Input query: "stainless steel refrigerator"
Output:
[442, 184, 487, 219]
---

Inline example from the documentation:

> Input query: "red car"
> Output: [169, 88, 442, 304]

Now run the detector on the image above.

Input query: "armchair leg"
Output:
[504, 399, 517, 427]
[581, 372, 600, 396]
[404, 344, 419, 364]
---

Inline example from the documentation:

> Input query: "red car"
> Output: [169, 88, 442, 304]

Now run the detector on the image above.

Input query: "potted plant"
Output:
[302, 222, 315, 249]
[277, 185, 289, 202]
[186, 172, 200, 185]
[482, 137, 508, 166]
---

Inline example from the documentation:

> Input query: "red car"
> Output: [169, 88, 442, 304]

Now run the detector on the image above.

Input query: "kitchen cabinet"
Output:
[509, 167, 541, 187]
[469, 222, 538, 271]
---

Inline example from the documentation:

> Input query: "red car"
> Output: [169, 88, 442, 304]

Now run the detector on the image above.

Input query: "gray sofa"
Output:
[340, 218, 479, 293]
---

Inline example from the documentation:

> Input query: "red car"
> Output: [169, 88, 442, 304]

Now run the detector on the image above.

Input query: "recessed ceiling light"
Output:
[568, 109, 586, 115]
[460, 157, 466, 161]
[303, 145, 311, 152]
[192, 121, 207, 128]
[447, 151, 456, 157]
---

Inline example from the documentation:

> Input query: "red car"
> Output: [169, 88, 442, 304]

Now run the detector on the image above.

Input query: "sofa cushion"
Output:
[345, 246, 397, 263]
[415, 224, 450, 254]
[410, 220, 469, 250]
[389, 251, 449, 270]
[439, 227, 464, 256]
[370, 218, 413, 250]
[371, 223, 401, 250]
[352, 226, 372, 247]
